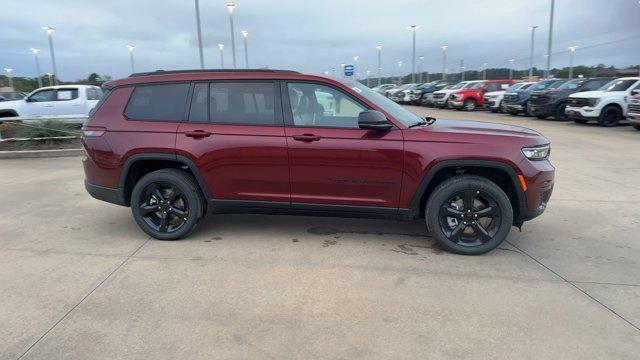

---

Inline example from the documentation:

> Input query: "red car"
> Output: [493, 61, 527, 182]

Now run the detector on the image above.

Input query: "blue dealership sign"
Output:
[344, 65, 355, 76]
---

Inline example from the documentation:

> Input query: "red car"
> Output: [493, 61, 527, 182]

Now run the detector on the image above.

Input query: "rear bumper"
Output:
[85, 180, 126, 206]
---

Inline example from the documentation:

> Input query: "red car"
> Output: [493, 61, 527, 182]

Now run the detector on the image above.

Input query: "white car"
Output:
[0, 85, 103, 124]
[432, 81, 481, 108]
[566, 77, 640, 126]
[483, 82, 535, 112]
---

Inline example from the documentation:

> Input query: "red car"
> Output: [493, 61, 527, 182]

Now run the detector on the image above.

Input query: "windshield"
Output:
[351, 82, 424, 127]
[548, 80, 568, 89]
[558, 79, 585, 90]
[530, 80, 557, 91]
[448, 82, 467, 90]
[602, 79, 638, 92]
[505, 83, 524, 92]
[463, 82, 481, 89]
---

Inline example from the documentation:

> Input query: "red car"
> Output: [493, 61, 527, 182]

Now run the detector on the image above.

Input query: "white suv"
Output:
[566, 77, 640, 127]
[0, 85, 103, 124]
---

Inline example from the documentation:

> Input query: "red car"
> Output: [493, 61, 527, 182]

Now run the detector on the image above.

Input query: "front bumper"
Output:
[503, 103, 527, 113]
[527, 103, 554, 117]
[516, 158, 555, 224]
[628, 113, 640, 125]
[449, 100, 464, 109]
[565, 106, 599, 120]
[434, 98, 448, 106]
[483, 99, 499, 110]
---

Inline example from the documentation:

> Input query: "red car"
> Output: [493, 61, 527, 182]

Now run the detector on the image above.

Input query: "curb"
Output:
[0, 148, 85, 159]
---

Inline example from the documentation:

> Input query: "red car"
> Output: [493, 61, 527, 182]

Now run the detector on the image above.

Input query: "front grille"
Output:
[530, 94, 550, 105]
[503, 94, 519, 103]
[433, 93, 446, 99]
[567, 98, 590, 107]
[630, 103, 640, 113]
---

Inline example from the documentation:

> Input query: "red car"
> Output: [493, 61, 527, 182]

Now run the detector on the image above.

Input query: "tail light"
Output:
[82, 126, 106, 137]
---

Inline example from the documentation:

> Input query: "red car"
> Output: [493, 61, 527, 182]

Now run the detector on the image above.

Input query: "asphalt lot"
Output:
[1, 107, 640, 359]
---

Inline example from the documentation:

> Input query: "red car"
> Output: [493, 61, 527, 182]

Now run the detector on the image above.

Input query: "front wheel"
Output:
[633, 124, 640, 131]
[598, 105, 622, 127]
[463, 99, 477, 111]
[425, 175, 513, 255]
[536, 115, 548, 120]
[130, 169, 204, 240]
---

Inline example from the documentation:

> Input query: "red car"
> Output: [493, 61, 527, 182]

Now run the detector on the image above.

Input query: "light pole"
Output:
[3, 68, 13, 89]
[397, 61, 403, 84]
[42, 26, 58, 85]
[226, 3, 237, 69]
[126, 45, 135, 73]
[366, 70, 371, 87]
[408, 25, 420, 83]
[194, 0, 204, 69]
[460, 60, 465, 81]
[509, 59, 515, 79]
[545, 0, 555, 79]
[241, 30, 249, 69]
[543, 54, 549, 78]
[528, 26, 538, 79]
[440, 45, 448, 80]
[353, 56, 359, 77]
[376, 45, 382, 86]
[217, 44, 225, 68]
[418, 56, 424, 83]
[45, 73, 53, 86]
[568, 45, 579, 79]
[30, 48, 43, 88]
[483, 63, 488, 80]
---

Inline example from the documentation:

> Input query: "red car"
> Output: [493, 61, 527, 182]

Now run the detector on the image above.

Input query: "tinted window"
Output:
[209, 82, 276, 125]
[29, 89, 55, 102]
[603, 79, 637, 92]
[125, 83, 190, 121]
[86, 87, 103, 100]
[287, 82, 367, 128]
[188, 83, 209, 122]
[56, 89, 79, 101]
[582, 79, 609, 91]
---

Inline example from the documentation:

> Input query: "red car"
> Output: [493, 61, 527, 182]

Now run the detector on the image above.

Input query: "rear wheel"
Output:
[598, 105, 622, 127]
[131, 169, 204, 240]
[554, 102, 568, 121]
[425, 175, 513, 255]
[536, 115, 548, 120]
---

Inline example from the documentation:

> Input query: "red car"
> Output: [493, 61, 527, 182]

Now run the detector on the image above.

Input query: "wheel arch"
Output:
[0, 109, 19, 118]
[410, 160, 525, 225]
[119, 153, 211, 206]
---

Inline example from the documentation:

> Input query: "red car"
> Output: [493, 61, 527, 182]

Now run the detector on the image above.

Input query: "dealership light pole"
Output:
[241, 30, 249, 69]
[30, 48, 43, 88]
[42, 26, 58, 85]
[126, 45, 135, 73]
[376, 45, 382, 86]
[226, 2, 237, 69]
[366, 70, 371, 87]
[545, 0, 555, 79]
[353, 56, 359, 78]
[460, 60, 465, 81]
[408, 25, 420, 83]
[45, 73, 53, 86]
[194, 0, 204, 69]
[528, 26, 538, 79]
[440, 45, 448, 80]
[397, 61, 403, 84]
[483, 62, 488, 80]
[508, 58, 515, 79]
[217, 44, 225, 68]
[418, 56, 424, 83]
[568, 45, 578, 79]
[3, 68, 13, 89]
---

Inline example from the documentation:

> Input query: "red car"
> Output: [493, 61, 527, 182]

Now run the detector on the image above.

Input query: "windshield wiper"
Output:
[408, 116, 437, 128]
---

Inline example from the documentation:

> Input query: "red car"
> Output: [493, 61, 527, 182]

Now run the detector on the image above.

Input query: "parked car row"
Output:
[377, 77, 640, 131]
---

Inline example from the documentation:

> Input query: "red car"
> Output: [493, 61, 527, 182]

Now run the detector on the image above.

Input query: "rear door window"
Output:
[124, 83, 190, 121]
[56, 88, 79, 101]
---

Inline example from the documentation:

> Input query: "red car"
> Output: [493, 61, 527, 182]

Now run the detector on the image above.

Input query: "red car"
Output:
[82, 69, 554, 255]
[449, 79, 518, 111]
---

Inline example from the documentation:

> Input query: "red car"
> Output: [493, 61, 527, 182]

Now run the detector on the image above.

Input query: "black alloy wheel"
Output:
[426, 175, 513, 255]
[598, 105, 622, 127]
[463, 99, 477, 111]
[131, 169, 204, 240]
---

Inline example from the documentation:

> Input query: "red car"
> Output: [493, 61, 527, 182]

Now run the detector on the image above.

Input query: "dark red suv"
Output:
[82, 69, 554, 255]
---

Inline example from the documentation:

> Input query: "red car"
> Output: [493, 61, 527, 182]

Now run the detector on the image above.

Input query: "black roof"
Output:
[129, 69, 299, 77]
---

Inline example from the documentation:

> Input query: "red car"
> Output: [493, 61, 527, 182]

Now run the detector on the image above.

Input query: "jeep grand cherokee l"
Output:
[82, 69, 555, 255]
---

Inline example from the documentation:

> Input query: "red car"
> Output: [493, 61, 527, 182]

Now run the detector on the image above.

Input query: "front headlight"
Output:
[588, 98, 600, 107]
[522, 145, 550, 160]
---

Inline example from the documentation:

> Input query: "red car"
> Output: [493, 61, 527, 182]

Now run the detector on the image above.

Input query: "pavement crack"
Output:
[506, 240, 640, 333]
[16, 237, 151, 359]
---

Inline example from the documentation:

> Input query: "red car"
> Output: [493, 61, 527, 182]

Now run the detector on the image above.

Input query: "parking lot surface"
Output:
[2, 108, 640, 359]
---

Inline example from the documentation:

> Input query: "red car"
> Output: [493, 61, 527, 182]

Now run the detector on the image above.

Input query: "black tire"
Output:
[508, 112, 519, 116]
[633, 124, 640, 131]
[598, 105, 622, 127]
[536, 115, 548, 120]
[574, 118, 588, 124]
[463, 99, 477, 111]
[425, 175, 513, 255]
[130, 169, 204, 240]
[554, 102, 568, 121]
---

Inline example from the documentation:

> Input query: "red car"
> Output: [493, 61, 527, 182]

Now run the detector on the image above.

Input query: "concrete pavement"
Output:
[1, 108, 639, 359]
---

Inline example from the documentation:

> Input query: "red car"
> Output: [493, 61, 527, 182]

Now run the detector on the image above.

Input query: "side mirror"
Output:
[358, 110, 393, 131]
[25, 97, 32, 102]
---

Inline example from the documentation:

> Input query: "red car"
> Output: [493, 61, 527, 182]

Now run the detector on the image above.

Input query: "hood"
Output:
[484, 90, 505, 96]
[0, 99, 23, 109]
[434, 89, 456, 95]
[426, 119, 542, 138]
[569, 90, 606, 98]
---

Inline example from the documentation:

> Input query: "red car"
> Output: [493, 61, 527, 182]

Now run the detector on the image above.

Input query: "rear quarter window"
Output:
[124, 83, 190, 121]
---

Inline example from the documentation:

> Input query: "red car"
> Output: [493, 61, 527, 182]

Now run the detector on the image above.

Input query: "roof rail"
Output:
[129, 69, 300, 77]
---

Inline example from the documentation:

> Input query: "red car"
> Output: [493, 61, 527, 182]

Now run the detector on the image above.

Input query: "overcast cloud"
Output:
[1, 0, 639, 81]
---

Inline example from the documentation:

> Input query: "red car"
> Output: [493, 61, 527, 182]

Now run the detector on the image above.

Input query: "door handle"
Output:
[184, 130, 212, 138]
[292, 134, 321, 142]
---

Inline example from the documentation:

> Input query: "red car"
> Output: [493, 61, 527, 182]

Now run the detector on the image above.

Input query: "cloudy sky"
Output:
[1, 0, 639, 81]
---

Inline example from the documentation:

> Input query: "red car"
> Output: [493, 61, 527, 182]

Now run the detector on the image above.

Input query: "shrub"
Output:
[14, 120, 81, 139]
